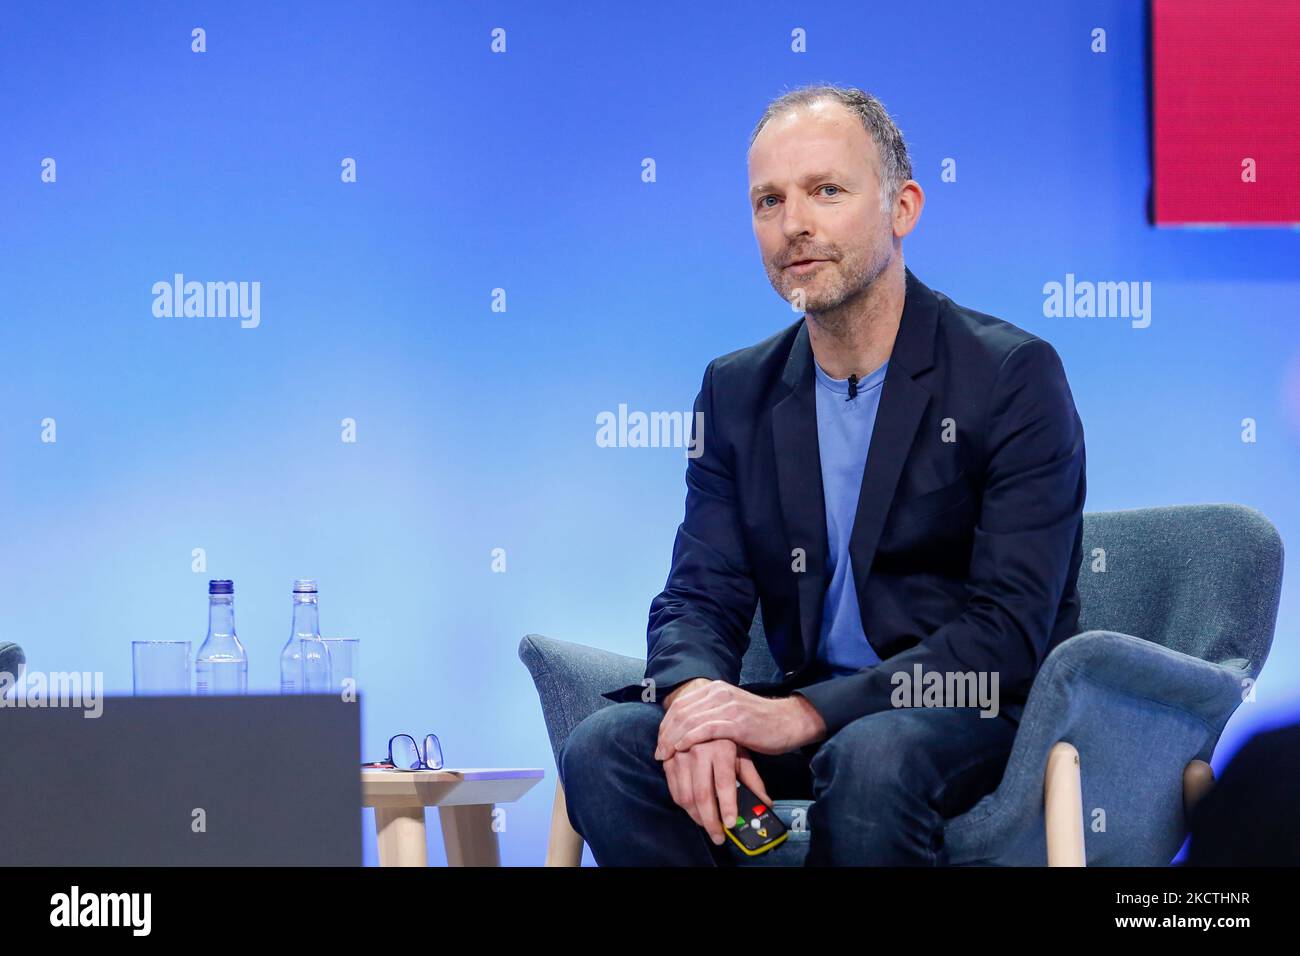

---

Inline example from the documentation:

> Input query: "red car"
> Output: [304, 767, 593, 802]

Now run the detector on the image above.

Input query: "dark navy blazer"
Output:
[602, 267, 1087, 737]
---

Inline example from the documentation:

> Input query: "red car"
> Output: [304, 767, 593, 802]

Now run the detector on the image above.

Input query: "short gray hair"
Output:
[748, 85, 913, 209]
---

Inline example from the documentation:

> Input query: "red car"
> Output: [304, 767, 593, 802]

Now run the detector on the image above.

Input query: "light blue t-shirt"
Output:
[813, 357, 889, 676]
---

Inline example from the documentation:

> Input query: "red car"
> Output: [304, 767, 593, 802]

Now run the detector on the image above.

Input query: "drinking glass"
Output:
[132, 640, 191, 695]
[321, 637, 359, 697]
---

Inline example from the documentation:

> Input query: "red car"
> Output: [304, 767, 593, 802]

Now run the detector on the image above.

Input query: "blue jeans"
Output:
[558, 700, 1019, 865]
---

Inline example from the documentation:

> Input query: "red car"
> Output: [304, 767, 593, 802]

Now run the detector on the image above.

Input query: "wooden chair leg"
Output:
[545, 778, 585, 866]
[1044, 741, 1086, 866]
[1183, 759, 1214, 820]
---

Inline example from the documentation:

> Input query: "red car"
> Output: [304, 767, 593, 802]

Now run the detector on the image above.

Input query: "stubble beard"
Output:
[782, 232, 894, 339]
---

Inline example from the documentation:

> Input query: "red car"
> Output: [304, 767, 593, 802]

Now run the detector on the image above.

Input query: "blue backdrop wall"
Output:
[2, 1, 1297, 866]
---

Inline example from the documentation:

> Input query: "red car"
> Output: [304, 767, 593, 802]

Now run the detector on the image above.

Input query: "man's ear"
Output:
[894, 180, 925, 238]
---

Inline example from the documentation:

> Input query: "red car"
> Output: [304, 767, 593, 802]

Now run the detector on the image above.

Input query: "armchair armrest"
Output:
[518, 634, 645, 764]
[1030, 629, 1251, 748]
[947, 629, 1249, 865]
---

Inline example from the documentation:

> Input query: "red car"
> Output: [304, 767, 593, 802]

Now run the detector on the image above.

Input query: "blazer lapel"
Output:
[771, 320, 827, 672]
[847, 268, 939, 641]
[771, 267, 941, 673]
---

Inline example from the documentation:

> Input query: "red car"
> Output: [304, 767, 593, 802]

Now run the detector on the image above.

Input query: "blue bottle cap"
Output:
[208, 580, 234, 595]
[292, 579, 318, 593]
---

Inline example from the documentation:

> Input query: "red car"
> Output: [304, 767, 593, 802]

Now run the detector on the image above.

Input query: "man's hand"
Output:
[656, 679, 828, 759]
[660, 737, 774, 846]
[660, 677, 711, 712]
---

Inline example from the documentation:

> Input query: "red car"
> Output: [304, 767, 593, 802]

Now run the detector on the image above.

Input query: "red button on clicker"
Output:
[752, 805, 766, 815]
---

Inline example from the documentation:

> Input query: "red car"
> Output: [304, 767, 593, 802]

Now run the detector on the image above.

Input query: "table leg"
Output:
[374, 805, 428, 867]
[438, 804, 501, 866]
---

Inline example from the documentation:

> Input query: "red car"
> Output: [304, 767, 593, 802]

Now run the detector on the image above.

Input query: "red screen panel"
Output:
[1153, 0, 1300, 225]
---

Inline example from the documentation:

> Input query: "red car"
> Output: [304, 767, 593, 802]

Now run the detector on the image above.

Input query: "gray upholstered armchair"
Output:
[519, 504, 1284, 866]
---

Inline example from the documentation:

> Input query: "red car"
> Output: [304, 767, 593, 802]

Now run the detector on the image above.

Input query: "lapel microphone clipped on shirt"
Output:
[847, 374, 859, 401]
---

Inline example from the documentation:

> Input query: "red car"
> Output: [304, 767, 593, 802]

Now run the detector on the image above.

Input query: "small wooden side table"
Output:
[361, 767, 544, 866]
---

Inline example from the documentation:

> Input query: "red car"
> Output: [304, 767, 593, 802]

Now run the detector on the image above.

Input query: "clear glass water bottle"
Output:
[196, 579, 248, 695]
[280, 579, 332, 694]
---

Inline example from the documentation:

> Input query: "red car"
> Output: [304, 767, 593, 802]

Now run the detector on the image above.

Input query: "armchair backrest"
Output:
[738, 503, 1284, 683]
[1075, 504, 1282, 678]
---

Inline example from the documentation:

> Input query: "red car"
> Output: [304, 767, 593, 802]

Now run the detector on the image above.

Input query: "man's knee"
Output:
[559, 701, 661, 790]
[809, 710, 943, 796]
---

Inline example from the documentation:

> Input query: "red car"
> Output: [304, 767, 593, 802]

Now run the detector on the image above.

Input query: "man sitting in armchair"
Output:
[559, 84, 1087, 866]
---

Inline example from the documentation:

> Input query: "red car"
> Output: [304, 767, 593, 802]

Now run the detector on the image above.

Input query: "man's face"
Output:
[749, 101, 896, 316]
